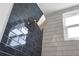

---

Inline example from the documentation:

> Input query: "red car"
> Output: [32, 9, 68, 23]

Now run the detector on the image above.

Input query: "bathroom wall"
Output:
[0, 3, 43, 56]
[8, 3, 43, 23]
[0, 3, 13, 42]
[42, 4, 79, 56]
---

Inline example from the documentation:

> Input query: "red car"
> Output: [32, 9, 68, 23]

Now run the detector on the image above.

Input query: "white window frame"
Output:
[63, 10, 79, 41]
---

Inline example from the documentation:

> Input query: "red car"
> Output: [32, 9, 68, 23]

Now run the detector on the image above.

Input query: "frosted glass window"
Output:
[67, 26, 79, 38]
[65, 15, 79, 26]
[63, 10, 79, 40]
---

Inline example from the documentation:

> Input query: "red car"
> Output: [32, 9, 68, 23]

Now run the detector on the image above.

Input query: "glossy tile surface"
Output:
[0, 3, 43, 56]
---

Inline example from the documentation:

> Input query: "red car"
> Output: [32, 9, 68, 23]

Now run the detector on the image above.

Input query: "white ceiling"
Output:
[37, 3, 78, 16]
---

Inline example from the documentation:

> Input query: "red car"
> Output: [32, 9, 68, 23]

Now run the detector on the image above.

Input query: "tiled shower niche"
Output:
[0, 3, 43, 56]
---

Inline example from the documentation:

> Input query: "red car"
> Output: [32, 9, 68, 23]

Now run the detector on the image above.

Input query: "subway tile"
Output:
[75, 45, 79, 49]
[62, 50, 73, 56]
[42, 11, 79, 56]
[73, 50, 79, 56]
[62, 41, 74, 46]
[56, 50, 63, 56]
[42, 51, 57, 56]
[57, 46, 63, 51]
[62, 45, 76, 51]
[44, 46, 57, 51]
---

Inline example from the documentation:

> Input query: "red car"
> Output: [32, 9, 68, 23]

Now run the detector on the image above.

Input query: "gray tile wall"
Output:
[0, 3, 43, 56]
[42, 4, 79, 56]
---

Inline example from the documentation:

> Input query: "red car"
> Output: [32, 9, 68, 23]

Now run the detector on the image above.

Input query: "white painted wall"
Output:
[0, 3, 13, 42]
[37, 3, 78, 16]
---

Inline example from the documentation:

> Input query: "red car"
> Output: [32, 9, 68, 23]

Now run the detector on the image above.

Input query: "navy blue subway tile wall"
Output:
[0, 3, 43, 56]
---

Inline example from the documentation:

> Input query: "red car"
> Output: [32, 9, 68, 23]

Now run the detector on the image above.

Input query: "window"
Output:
[63, 10, 79, 40]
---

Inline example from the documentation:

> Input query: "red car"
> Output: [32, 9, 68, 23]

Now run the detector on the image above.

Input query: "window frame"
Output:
[63, 10, 79, 40]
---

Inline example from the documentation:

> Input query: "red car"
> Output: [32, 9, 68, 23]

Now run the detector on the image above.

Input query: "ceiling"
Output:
[37, 3, 79, 16]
